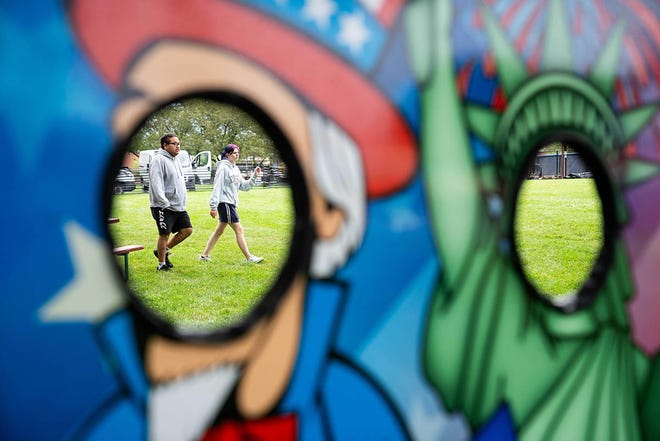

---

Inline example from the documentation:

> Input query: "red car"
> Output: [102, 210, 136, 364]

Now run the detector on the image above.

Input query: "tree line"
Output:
[129, 98, 280, 165]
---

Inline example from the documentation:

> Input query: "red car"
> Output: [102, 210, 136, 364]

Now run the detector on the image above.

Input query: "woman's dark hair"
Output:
[221, 144, 240, 159]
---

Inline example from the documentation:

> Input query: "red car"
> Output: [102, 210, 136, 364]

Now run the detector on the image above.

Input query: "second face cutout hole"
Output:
[514, 143, 604, 301]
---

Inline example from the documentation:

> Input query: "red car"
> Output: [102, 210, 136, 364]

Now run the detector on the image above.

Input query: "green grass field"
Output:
[514, 178, 603, 297]
[112, 178, 599, 328]
[110, 185, 294, 331]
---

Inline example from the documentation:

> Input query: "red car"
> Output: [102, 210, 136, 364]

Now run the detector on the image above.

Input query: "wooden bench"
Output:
[113, 245, 144, 280]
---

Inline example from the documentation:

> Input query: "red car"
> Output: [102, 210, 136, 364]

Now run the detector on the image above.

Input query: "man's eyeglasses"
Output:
[167, 142, 180, 146]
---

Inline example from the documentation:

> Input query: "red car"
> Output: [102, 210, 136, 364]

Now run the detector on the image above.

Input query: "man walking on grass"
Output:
[149, 133, 193, 271]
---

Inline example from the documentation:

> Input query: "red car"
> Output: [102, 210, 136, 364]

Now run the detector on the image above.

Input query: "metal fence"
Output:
[526, 152, 591, 179]
[113, 165, 289, 195]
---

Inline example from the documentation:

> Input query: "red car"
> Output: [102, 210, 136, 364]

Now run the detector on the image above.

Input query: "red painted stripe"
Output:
[376, 0, 404, 28]
[457, 63, 474, 96]
[624, 36, 649, 88]
[615, 78, 630, 109]
[491, 86, 507, 112]
[473, 9, 483, 28]
[514, 1, 544, 53]
[501, 0, 527, 27]
[638, 35, 660, 89]
[484, 52, 496, 77]
[627, 0, 660, 42]
[627, 0, 660, 88]
[573, 3, 583, 34]
[594, 0, 612, 29]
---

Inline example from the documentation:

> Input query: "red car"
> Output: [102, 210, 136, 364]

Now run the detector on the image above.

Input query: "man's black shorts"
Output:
[151, 207, 192, 235]
[217, 202, 240, 223]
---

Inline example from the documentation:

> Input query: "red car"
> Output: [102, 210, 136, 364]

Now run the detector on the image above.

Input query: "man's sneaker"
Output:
[157, 264, 170, 271]
[247, 255, 264, 263]
[154, 249, 174, 268]
[198, 255, 211, 262]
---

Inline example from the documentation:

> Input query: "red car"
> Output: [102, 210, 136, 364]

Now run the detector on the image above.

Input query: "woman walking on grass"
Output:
[199, 144, 263, 263]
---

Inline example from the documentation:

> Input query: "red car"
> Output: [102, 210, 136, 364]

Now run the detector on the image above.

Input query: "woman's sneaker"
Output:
[198, 255, 211, 262]
[247, 255, 264, 263]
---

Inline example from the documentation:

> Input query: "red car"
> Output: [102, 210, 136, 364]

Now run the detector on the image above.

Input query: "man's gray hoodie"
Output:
[148, 148, 188, 211]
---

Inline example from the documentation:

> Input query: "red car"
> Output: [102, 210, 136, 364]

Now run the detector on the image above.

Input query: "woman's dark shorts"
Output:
[151, 207, 193, 235]
[217, 202, 240, 223]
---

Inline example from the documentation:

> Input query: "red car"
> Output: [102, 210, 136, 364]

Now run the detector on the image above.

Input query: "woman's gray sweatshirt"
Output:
[209, 159, 257, 209]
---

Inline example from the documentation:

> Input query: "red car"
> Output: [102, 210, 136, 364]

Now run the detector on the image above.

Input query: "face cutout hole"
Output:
[107, 97, 297, 334]
[513, 143, 605, 303]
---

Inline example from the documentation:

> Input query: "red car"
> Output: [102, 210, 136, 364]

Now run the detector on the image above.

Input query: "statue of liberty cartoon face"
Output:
[406, 0, 660, 439]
